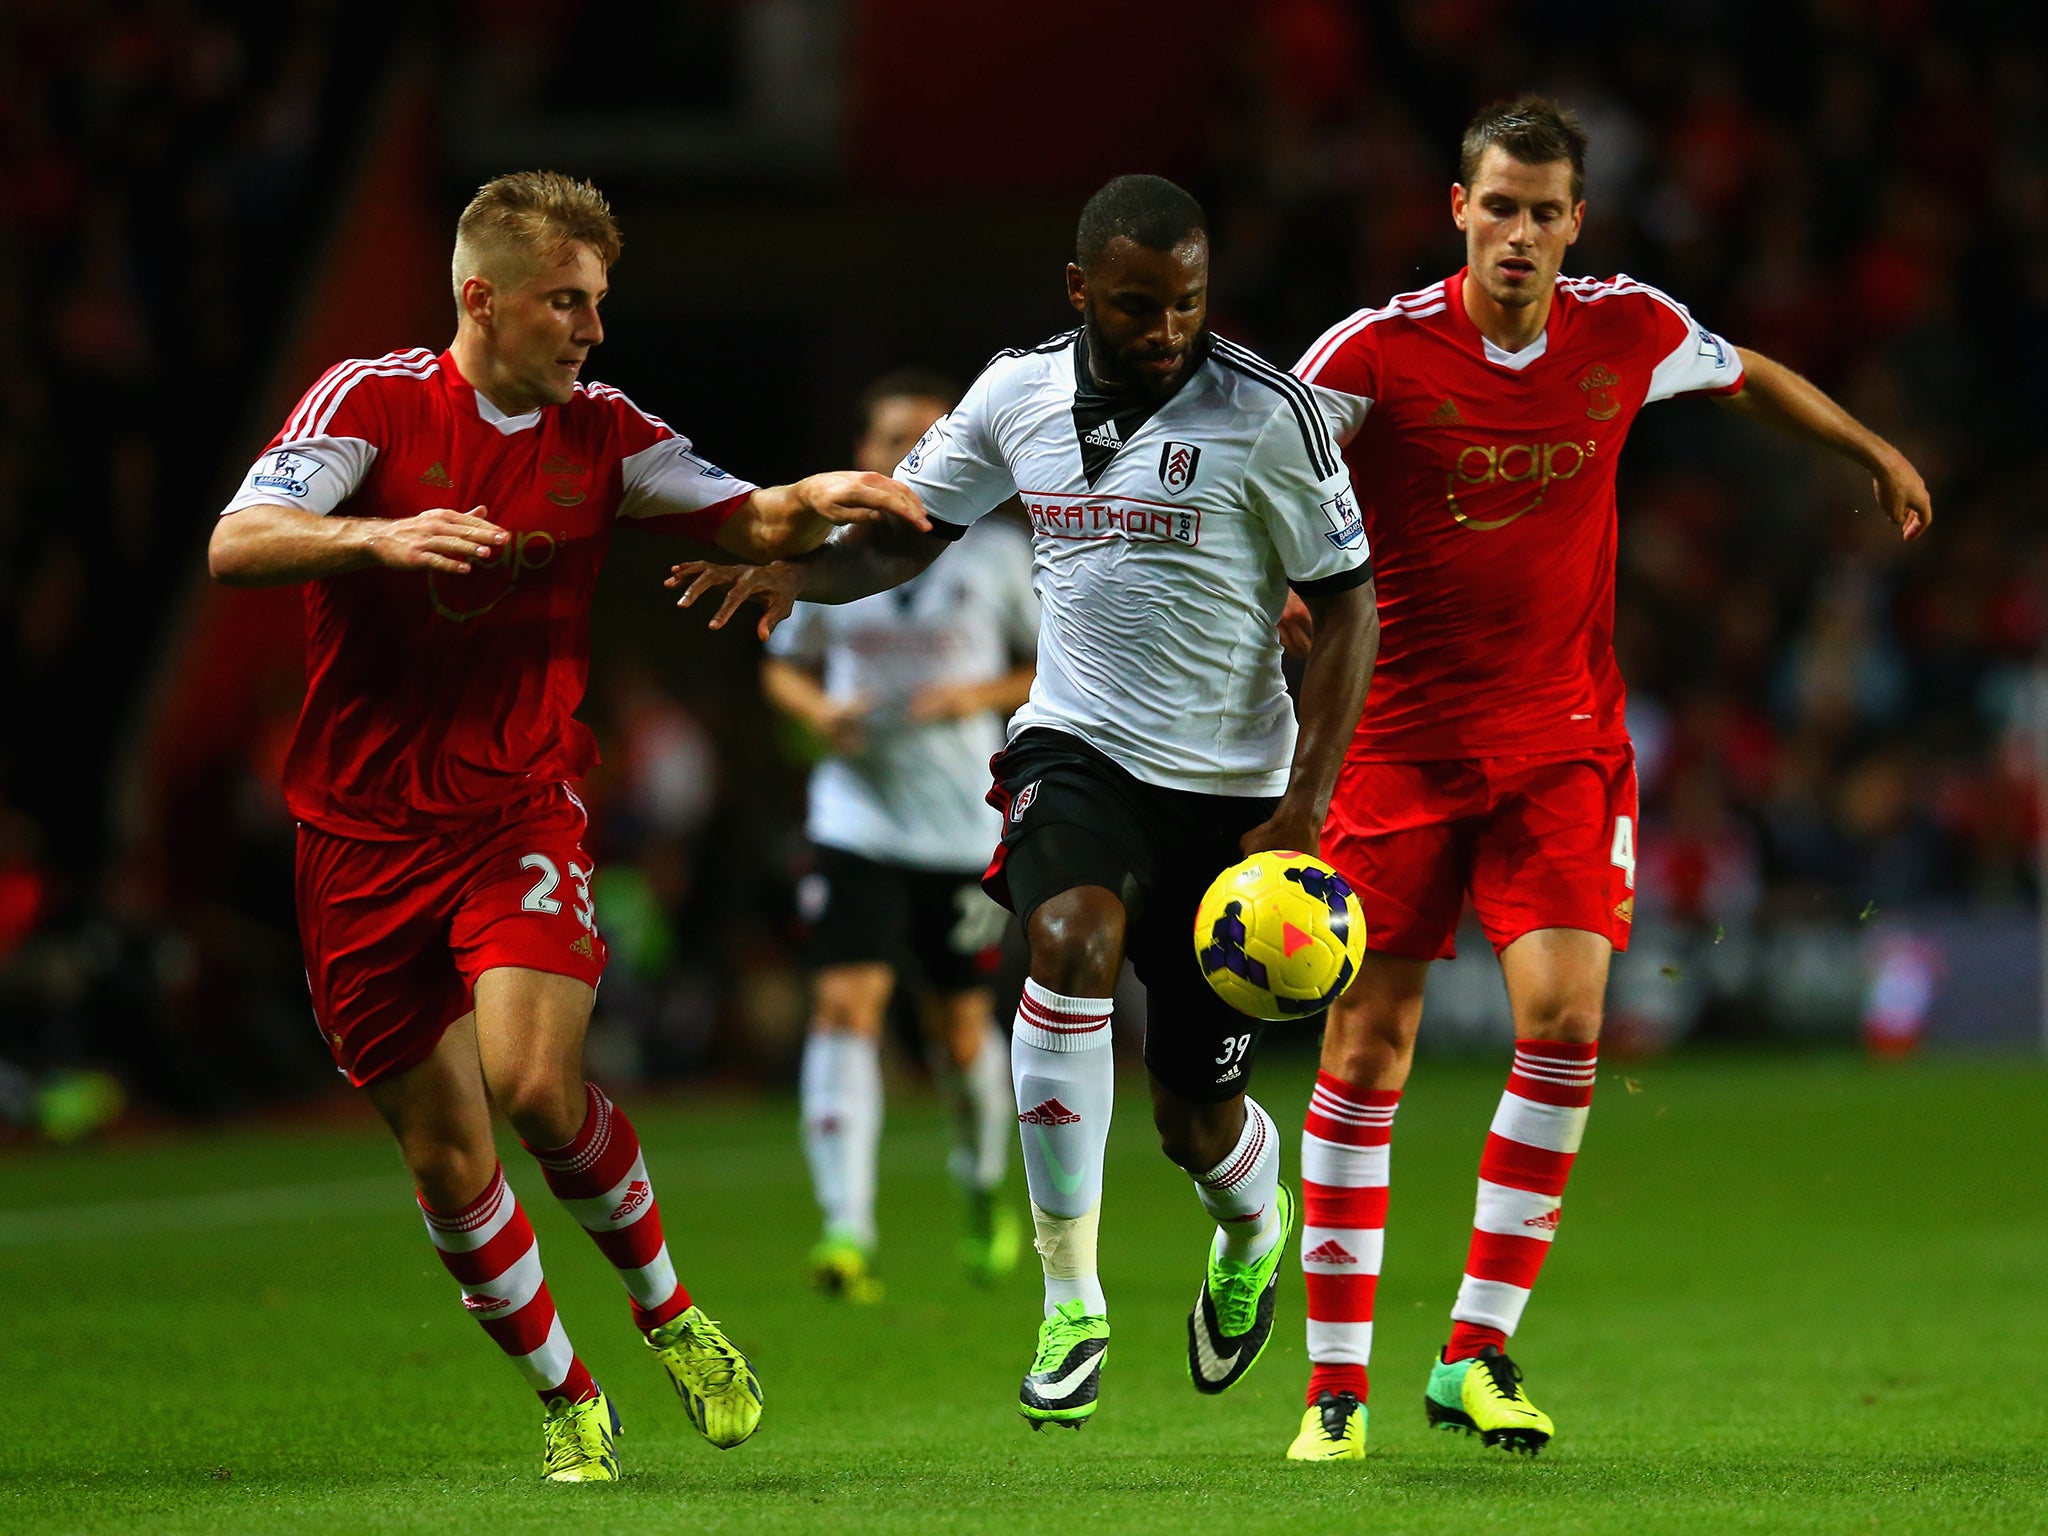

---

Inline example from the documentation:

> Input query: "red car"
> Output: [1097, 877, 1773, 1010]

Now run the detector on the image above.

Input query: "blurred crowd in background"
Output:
[1, 0, 2043, 1128]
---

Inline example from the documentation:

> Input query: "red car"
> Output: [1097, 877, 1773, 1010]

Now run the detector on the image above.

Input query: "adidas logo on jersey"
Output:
[1082, 419, 1124, 449]
[1429, 397, 1462, 425]
[1523, 1208, 1561, 1232]
[570, 933, 595, 959]
[1302, 1238, 1360, 1265]
[418, 460, 454, 487]
[1018, 1098, 1082, 1126]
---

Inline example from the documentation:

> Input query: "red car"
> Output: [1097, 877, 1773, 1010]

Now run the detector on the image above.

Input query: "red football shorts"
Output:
[1321, 747, 1638, 962]
[294, 784, 609, 1087]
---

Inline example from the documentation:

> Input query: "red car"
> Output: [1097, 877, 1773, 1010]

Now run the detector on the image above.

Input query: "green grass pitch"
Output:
[6, 1049, 2046, 1534]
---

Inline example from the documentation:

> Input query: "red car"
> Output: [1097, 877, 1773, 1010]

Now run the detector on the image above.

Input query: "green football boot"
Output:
[1018, 1299, 1109, 1429]
[1188, 1183, 1296, 1395]
[959, 1191, 1023, 1285]
[1425, 1345, 1554, 1454]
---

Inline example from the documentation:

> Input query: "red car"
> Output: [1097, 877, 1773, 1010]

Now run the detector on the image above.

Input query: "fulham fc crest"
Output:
[1159, 441, 1201, 494]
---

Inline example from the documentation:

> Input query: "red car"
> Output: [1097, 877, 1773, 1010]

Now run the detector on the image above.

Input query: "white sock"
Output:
[799, 1029, 882, 1248]
[1012, 978, 1114, 1316]
[941, 1020, 1013, 1193]
[1195, 1097, 1282, 1265]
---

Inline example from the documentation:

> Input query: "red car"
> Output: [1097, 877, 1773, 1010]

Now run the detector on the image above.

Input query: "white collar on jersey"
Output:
[1481, 330, 1549, 371]
[473, 389, 543, 435]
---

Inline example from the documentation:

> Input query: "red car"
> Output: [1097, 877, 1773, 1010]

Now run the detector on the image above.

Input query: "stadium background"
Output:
[6, 6, 2048, 1533]
[3, 0, 2042, 1120]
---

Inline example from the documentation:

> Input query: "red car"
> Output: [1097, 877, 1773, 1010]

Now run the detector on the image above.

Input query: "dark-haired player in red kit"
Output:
[207, 171, 928, 1481]
[1278, 97, 1931, 1462]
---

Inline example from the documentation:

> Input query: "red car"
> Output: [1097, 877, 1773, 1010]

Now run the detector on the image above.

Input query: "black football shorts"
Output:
[800, 844, 1008, 993]
[985, 727, 1282, 1104]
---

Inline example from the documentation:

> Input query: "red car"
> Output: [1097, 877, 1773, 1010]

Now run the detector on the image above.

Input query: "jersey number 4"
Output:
[1609, 815, 1636, 891]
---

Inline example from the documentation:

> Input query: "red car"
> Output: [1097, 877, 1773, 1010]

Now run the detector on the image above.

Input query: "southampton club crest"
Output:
[1158, 441, 1201, 494]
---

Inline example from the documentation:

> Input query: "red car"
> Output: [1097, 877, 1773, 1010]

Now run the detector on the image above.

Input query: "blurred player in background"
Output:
[207, 171, 927, 1481]
[669, 176, 1379, 1432]
[763, 369, 1038, 1301]
[1280, 97, 1932, 1462]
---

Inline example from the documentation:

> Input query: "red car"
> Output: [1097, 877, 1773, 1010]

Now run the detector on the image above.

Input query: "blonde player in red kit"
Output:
[208, 171, 928, 1482]
[1279, 98, 1931, 1461]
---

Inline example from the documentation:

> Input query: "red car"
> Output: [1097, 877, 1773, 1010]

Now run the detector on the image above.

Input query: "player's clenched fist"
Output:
[667, 559, 801, 640]
[366, 505, 509, 574]
[1872, 449, 1933, 542]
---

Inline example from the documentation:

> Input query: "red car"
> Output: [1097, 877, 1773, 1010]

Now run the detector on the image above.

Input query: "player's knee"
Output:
[812, 999, 883, 1035]
[1323, 995, 1419, 1088]
[496, 1066, 585, 1145]
[1027, 889, 1125, 996]
[1516, 995, 1604, 1044]
[1322, 1025, 1414, 1089]
[407, 1141, 497, 1213]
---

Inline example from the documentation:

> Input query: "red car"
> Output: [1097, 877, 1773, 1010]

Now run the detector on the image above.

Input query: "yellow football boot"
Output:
[1424, 1346, 1554, 1454]
[645, 1306, 764, 1449]
[810, 1237, 885, 1304]
[541, 1388, 621, 1482]
[1286, 1389, 1366, 1460]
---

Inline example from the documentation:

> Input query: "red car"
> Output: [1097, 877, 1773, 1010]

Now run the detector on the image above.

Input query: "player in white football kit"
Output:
[670, 176, 1379, 1432]
[763, 371, 1039, 1301]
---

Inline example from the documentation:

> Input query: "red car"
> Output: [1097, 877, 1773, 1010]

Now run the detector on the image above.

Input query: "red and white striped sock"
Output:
[419, 1165, 597, 1405]
[1445, 1039, 1598, 1361]
[1300, 1070, 1400, 1404]
[524, 1083, 692, 1333]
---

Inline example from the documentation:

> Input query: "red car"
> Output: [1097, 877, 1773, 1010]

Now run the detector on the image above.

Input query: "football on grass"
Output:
[1193, 851, 1367, 1020]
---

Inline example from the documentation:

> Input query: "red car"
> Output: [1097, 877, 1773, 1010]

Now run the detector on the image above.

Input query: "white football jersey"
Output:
[896, 329, 1371, 797]
[768, 518, 1039, 870]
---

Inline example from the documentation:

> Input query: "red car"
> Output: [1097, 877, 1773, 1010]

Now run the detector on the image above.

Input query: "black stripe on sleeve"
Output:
[1289, 557, 1373, 599]
[1209, 336, 1339, 479]
[926, 515, 972, 543]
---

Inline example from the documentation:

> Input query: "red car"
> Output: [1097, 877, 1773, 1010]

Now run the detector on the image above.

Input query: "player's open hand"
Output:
[666, 559, 801, 640]
[366, 505, 508, 574]
[795, 471, 931, 532]
[1872, 448, 1932, 541]
[1277, 590, 1315, 661]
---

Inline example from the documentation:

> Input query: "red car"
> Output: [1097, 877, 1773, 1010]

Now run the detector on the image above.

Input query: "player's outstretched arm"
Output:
[715, 472, 931, 562]
[761, 657, 871, 752]
[1241, 579, 1380, 858]
[668, 517, 952, 640]
[907, 664, 1036, 724]
[208, 502, 509, 587]
[1720, 348, 1932, 541]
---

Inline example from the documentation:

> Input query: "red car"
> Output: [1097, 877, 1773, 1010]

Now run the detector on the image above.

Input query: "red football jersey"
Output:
[223, 347, 756, 838]
[1296, 270, 1743, 760]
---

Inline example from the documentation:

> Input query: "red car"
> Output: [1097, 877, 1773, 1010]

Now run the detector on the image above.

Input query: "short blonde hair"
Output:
[452, 170, 622, 301]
